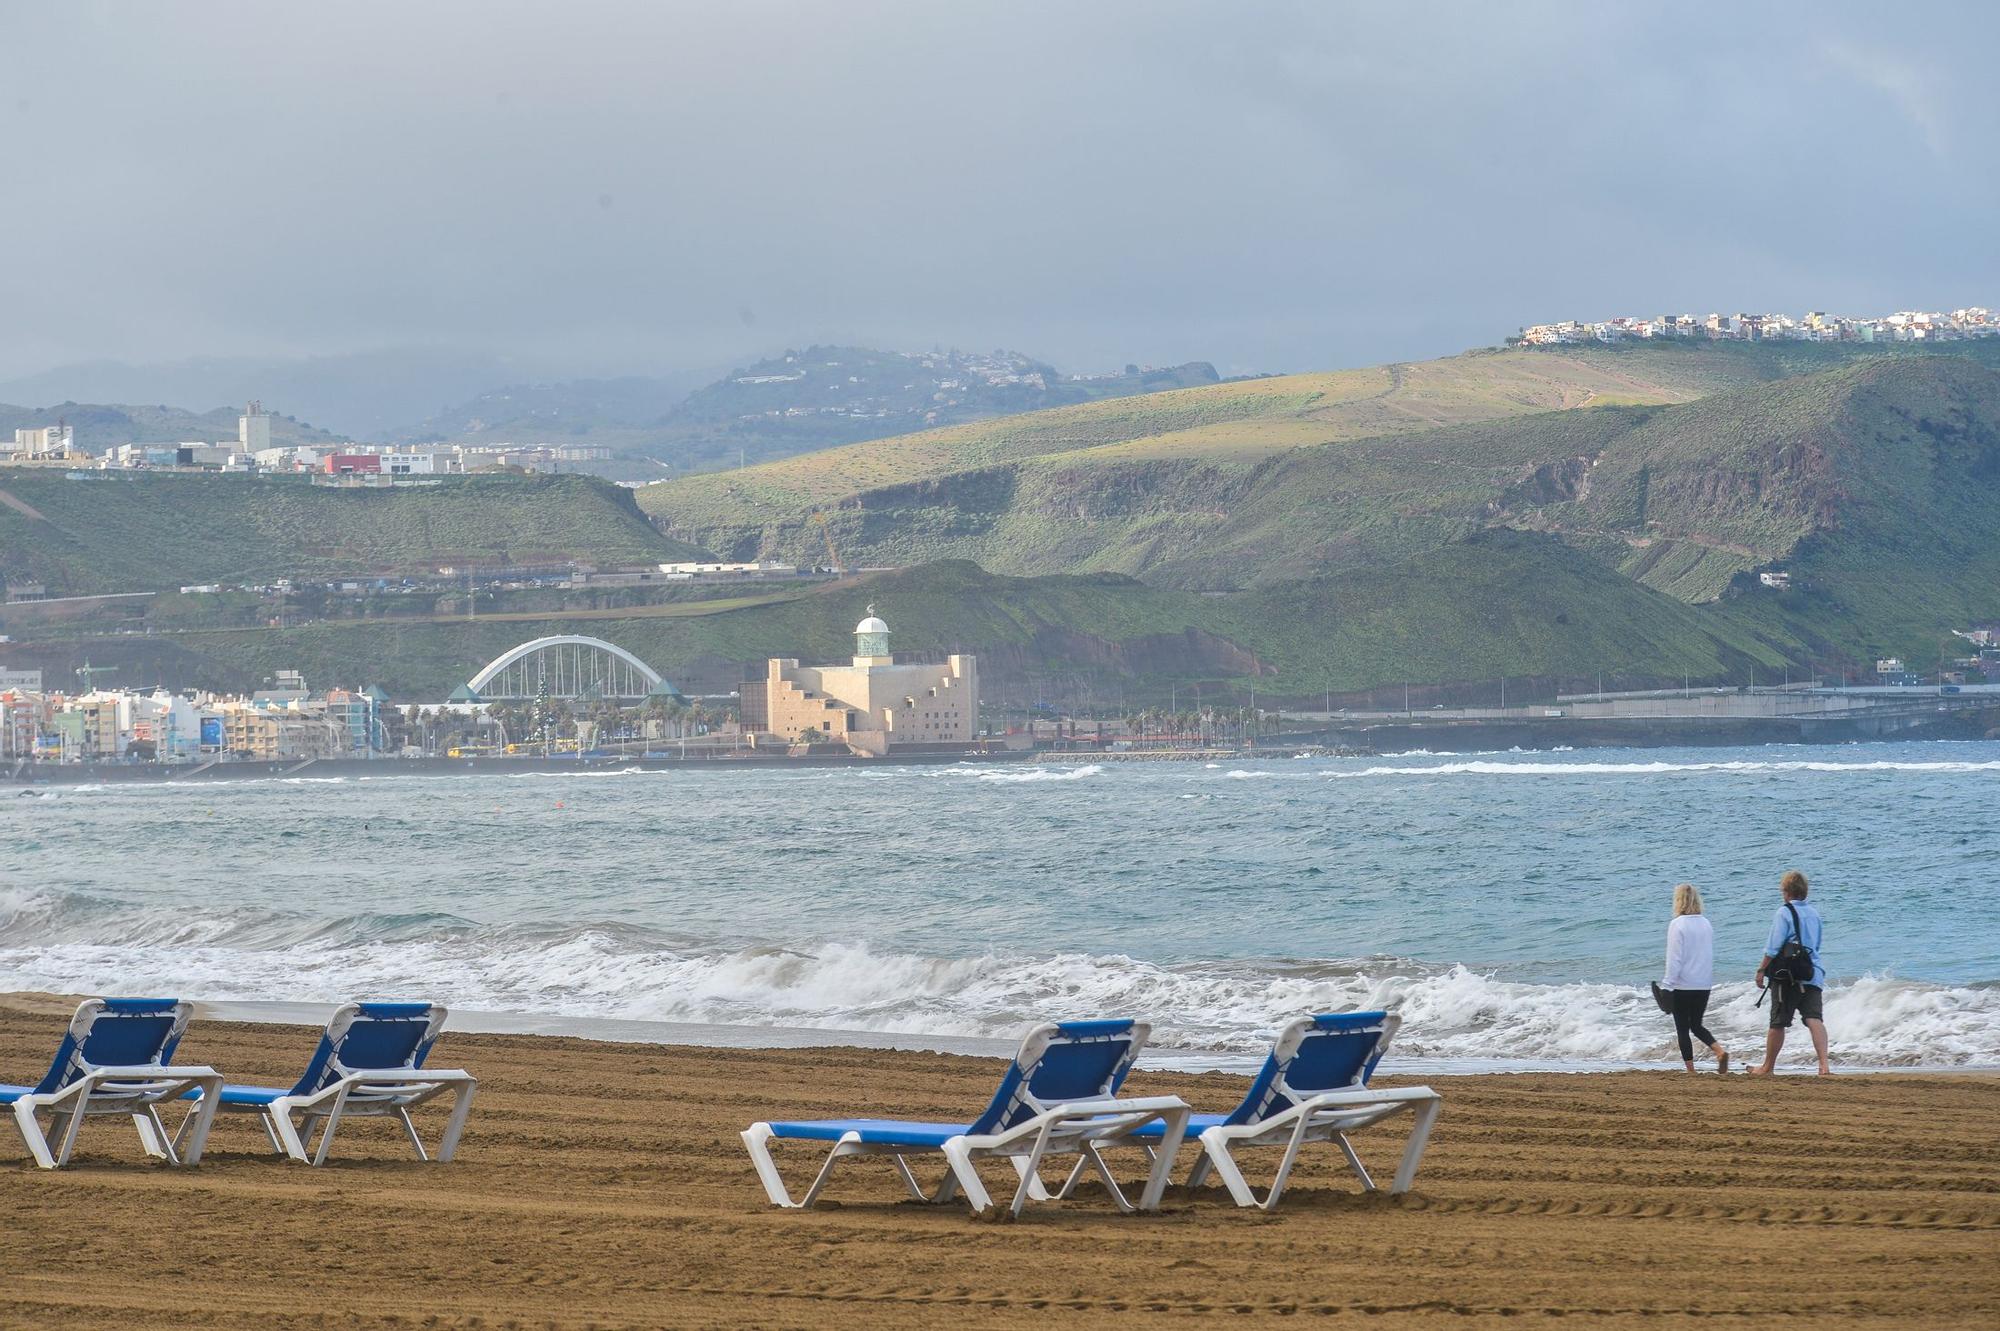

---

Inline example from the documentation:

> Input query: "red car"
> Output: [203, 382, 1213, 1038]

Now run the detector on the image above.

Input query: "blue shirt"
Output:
[1764, 900, 1826, 987]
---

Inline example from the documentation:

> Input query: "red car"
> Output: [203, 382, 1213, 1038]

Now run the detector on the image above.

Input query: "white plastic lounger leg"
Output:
[740, 1124, 867, 1209]
[12, 1100, 58, 1170]
[310, 1091, 351, 1167]
[1335, 1132, 1376, 1191]
[1260, 1115, 1317, 1211]
[742, 1124, 800, 1207]
[396, 1107, 429, 1161]
[1008, 1153, 1056, 1204]
[1389, 1095, 1441, 1194]
[1137, 1109, 1190, 1212]
[1198, 1126, 1259, 1208]
[265, 1097, 311, 1163]
[1005, 1124, 1059, 1217]
[940, 1137, 995, 1215]
[435, 1079, 476, 1162]
[53, 1106, 88, 1169]
[133, 1107, 180, 1164]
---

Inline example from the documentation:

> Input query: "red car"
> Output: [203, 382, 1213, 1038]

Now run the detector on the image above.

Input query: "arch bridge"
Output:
[461, 635, 678, 702]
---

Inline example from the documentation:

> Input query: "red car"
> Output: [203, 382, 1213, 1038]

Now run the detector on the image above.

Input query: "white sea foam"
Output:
[1326, 759, 2000, 779]
[3, 902, 1992, 1068]
[973, 763, 1103, 783]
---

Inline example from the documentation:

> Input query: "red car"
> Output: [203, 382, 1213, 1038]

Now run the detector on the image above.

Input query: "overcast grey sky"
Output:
[2, 0, 1996, 381]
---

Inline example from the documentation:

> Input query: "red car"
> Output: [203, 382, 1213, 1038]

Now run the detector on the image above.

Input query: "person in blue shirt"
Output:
[1751, 869, 1830, 1075]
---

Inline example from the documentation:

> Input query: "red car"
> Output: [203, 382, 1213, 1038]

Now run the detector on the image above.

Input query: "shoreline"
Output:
[4, 1003, 1996, 1329]
[9, 726, 1999, 784]
[37, 995, 1987, 1078]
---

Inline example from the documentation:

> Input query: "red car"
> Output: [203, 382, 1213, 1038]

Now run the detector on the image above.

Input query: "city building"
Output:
[751, 606, 977, 755]
[12, 423, 75, 456]
[239, 401, 272, 453]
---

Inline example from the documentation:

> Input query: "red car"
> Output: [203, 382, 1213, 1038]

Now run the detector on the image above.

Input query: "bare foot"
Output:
[1817, 1066, 1833, 1076]
[1747, 1066, 1775, 1076]
[1715, 1048, 1730, 1074]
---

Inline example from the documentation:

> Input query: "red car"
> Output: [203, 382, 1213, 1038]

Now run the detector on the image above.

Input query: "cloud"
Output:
[0, 1, 1995, 385]
[1821, 40, 1949, 159]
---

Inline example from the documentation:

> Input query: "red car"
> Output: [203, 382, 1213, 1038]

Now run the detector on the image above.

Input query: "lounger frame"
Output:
[1193, 1012, 1440, 1209]
[743, 1020, 1191, 1218]
[745, 1094, 1191, 1217]
[3, 999, 222, 1170]
[175, 1001, 476, 1165]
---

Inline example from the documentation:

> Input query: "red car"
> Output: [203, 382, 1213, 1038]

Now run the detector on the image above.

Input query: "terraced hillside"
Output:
[0, 471, 706, 595]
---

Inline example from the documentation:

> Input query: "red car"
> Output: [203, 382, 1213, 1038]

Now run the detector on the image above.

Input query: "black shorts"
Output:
[1770, 983, 1824, 1029]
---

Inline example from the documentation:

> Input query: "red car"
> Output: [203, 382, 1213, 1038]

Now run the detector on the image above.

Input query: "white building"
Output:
[14, 424, 75, 456]
[239, 401, 272, 453]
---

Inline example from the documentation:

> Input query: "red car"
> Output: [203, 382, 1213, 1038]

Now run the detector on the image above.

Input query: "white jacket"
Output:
[1663, 914, 1715, 990]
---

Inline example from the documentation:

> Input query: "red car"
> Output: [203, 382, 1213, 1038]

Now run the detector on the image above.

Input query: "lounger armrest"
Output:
[276, 1067, 475, 1111]
[966, 1094, 1191, 1151]
[1214, 1084, 1440, 1137]
[27, 1065, 222, 1108]
[1293, 1085, 1439, 1109]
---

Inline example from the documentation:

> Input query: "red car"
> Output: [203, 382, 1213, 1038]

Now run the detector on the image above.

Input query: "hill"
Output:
[0, 471, 706, 596]
[0, 402, 342, 453]
[412, 347, 1225, 477]
[0, 553, 1800, 702]
[636, 340, 1869, 545]
[637, 346, 2000, 671]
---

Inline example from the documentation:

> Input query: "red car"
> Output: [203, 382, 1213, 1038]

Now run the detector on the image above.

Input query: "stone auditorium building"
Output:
[749, 606, 978, 755]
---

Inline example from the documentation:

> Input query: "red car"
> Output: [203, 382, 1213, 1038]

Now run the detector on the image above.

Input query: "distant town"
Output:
[6, 400, 613, 477]
[1514, 305, 1998, 347]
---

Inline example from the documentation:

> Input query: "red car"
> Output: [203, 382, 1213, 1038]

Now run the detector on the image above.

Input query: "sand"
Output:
[2, 999, 1996, 1330]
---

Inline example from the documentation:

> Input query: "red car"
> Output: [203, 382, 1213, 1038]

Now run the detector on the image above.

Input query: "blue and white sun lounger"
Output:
[1094, 1011, 1440, 1210]
[0, 998, 223, 1170]
[742, 1019, 1191, 1217]
[177, 1001, 476, 1165]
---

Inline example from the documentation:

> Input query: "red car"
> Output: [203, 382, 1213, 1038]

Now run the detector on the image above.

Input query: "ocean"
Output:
[5, 739, 1997, 1070]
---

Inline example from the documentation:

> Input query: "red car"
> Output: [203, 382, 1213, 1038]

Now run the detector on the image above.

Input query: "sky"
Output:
[2, 0, 1997, 390]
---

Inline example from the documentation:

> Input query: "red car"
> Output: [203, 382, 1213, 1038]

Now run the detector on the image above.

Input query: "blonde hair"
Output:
[1673, 883, 1704, 916]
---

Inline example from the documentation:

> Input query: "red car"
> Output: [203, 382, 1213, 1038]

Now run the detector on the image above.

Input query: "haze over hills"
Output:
[0, 401, 340, 452]
[405, 346, 1225, 476]
[0, 349, 527, 442]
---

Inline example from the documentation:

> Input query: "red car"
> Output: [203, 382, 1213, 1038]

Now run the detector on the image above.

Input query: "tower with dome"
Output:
[748, 603, 979, 755]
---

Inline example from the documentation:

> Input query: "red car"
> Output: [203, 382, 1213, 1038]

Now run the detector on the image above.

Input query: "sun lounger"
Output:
[177, 1001, 476, 1165]
[1090, 1011, 1440, 1209]
[742, 1018, 1191, 1217]
[0, 997, 223, 1169]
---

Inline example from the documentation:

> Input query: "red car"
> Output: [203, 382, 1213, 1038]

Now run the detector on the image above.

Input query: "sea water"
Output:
[4, 740, 1996, 1069]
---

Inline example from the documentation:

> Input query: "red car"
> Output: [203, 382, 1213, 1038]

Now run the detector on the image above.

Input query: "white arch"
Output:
[465, 635, 665, 696]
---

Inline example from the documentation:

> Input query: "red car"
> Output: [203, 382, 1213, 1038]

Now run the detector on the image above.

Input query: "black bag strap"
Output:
[1781, 902, 1814, 986]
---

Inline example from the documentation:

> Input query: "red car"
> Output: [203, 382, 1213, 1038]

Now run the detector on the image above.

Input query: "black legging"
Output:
[1671, 988, 1716, 1061]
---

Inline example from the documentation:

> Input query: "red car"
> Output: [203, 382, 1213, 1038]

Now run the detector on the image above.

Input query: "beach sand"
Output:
[2, 1000, 1996, 1329]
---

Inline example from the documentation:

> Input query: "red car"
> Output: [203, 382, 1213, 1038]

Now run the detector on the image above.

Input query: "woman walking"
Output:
[1663, 883, 1729, 1073]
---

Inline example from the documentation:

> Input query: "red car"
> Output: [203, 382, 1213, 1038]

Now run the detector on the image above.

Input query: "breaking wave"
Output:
[3, 889, 1993, 1068]
[1327, 759, 2000, 779]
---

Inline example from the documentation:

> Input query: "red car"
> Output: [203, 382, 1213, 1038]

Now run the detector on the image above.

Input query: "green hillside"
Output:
[639, 340, 1998, 544]
[0, 471, 707, 595]
[0, 551, 1801, 702]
